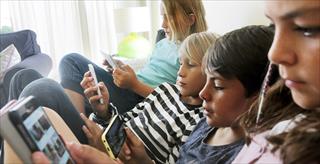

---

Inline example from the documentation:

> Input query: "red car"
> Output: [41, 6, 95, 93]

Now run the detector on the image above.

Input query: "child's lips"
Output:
[177, 81, 186, 87]
[203, 105, 213, 114]
[284, 78, 305, 89]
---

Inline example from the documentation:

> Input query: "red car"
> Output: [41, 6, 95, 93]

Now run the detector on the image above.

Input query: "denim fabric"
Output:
[8, 69, 43, 100]
[8, 69, 88, 144]
[59, 53, 143, 114]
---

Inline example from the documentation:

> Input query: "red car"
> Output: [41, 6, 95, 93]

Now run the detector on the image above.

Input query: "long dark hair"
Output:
[268, 109, 320, 164]
[240, 68, 319, 164]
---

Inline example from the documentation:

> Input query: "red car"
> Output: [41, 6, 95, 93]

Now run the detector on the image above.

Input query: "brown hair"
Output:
[240, 77, 319, 163]
[203, 25, 274, 97]
[268, 110, 320, 164]
[240, 80, 305, 135]
[162, 0, 207, 41]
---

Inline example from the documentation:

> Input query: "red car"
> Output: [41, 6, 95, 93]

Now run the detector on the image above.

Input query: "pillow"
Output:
[0, 44, 21, 80]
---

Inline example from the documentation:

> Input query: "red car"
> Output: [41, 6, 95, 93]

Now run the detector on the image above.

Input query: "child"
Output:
[81, 31, 218, 163]
[233, 1, 320, 163]
[58, 0, 208, 114]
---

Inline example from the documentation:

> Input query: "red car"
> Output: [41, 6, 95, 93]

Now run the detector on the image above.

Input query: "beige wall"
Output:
[149, 0, 269, 41]
[203, 1, 269, 35]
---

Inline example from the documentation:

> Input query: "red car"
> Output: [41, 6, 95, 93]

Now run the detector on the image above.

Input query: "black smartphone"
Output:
[101, 114, 126, 159]
[8, 96, 74, 164]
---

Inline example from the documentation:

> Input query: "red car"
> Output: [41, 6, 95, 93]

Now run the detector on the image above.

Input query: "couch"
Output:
[0, 29, 52, 108]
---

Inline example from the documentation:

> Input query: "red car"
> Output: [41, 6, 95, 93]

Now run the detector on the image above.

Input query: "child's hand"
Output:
[67, 142, 119, 164]
[80, 113, 106, 152]
[103, 58, 124, 72]
[80, 71, 110, 118]
[113, 65, 138, 90]
[119, 128, 154, 164]
[32, 142, 119, 164]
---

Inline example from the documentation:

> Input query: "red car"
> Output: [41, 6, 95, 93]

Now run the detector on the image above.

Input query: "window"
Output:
[0, 1, 13, 33]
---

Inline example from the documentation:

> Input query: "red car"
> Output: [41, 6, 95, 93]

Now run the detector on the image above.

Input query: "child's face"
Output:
[199, 71, 252, 127]
[160, 4, 172, 39]
[176, 54, 206, 98]
[266, 1, 320, 109]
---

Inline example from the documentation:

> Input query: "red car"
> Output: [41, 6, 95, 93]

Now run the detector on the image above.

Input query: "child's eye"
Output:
[214, 86, 224, 90]
[294, 26, 320, 37]
[187, 62, 196, 67]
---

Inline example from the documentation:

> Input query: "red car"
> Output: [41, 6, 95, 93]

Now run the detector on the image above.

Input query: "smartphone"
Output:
[88, 64, 103, 104]
[100, 50, 119, 69]
[8, 96, 74, 164]
[101, 114, 126, 159]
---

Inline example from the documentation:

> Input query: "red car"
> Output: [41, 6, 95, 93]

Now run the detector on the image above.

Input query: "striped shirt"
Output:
[124, 82, 204, 163]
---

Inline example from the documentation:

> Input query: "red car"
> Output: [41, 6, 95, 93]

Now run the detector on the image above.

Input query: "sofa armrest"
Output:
[8, 53, 52, 77]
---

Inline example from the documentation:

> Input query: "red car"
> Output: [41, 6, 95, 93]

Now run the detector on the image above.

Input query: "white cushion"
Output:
[0, 44, 21, 80]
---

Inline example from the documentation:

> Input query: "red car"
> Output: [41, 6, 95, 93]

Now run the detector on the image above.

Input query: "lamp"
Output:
[113, 7, 151, 59]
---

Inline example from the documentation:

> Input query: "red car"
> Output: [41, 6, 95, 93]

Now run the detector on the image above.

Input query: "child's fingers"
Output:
[121, 65, 131, 72]
[80, 113, 95, 130]
[98, 82, 109, 97]
[88, 95, 104, 104]
[82, 125, 93, 139]
[83, 86, 99, 99]
[124, 128, 140, 146]
[118, 141, 131, 161]
[80, 76, 94, 89]
[84, 71, 91, 77]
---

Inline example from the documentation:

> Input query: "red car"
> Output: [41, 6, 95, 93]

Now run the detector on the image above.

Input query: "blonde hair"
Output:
[162, 0, 208, 42]
[179, 31, 219, 65]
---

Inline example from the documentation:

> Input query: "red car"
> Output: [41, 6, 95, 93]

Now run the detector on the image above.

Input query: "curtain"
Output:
[7, 0, 160, 79]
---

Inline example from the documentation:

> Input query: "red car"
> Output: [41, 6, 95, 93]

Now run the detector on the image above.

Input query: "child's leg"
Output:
[4, 107, 79, 163]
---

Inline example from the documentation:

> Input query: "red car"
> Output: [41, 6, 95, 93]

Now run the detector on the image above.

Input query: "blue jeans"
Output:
[59, 53, 144, 114]
[8, 69, 88, 144]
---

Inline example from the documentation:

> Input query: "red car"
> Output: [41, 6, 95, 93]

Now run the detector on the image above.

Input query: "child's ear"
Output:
[188, 14, 196, 26]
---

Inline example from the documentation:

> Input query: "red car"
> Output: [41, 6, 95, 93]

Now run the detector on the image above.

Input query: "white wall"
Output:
[203, 1, 269, 35]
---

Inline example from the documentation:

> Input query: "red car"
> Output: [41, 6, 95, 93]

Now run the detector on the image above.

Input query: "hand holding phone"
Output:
[88, 64, 103, 104]
[100, 50, 120, 69]
[101, 114, 126, 159]
[0, 96, 74, 164]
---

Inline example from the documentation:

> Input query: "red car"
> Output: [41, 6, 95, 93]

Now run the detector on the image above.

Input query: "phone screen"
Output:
[22, 106, 73, 164]
[104, 116, 126, 157]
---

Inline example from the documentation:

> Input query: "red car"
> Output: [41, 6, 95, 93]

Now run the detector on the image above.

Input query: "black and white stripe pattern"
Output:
[124, 82, 204, 163]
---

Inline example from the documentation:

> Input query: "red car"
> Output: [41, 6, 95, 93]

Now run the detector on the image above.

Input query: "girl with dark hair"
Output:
[233, 1, 320, 163]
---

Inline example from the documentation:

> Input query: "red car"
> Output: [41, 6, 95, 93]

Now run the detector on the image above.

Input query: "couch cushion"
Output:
[0, 30, 41, 60]
[0, 44, 21, 80]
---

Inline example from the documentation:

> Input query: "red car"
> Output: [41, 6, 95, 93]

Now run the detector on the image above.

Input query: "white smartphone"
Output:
[88, 64, 103, 104]
[100, 50, 119, 69]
